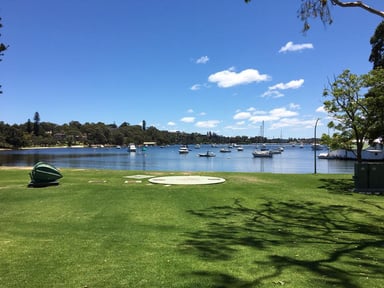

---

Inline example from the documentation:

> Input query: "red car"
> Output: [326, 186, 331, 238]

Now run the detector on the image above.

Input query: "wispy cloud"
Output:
[181, 117, 195, 123]
[233, 107, 298, 125]
[289, 103, 301, 110]
[279, 41, 314, 53]
[196, 56, 209, 64]
[316, 106, 326, 113]
[233, 112, 252, 120]
[269, 79, 304, 90]
[190, 84, 201, 91]
[208, 67, 270, 88]
[269, 107, 298, 118]
[262, 79, 304, 98]
[261, 90, 284, 98]
[270, 118, 319, 130]
[195, 120, 220, 128]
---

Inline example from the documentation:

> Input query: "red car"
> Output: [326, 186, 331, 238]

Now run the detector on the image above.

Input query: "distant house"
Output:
[143, 142, 156, 146]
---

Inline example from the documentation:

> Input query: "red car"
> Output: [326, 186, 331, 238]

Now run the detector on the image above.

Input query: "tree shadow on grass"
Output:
[180, 198, 384, 287]
[318, 177, 355, 195]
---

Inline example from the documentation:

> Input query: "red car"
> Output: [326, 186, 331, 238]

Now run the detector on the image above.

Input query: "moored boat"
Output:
[198, 151, 216, 157]
[128, 143, 137, 152]
[179, 145, 189, 154]
[220, 148, 231, 153]
[252, 150, 273, 158]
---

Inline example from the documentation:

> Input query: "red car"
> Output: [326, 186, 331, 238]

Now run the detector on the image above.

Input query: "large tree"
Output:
[363, 67, 384, 140]
[369, 21, 384, 69]
[33, 112, 41, 136]
[322, 69, 381, 162]
[366, 22, 384, 139]
[245, 0, 384, 31]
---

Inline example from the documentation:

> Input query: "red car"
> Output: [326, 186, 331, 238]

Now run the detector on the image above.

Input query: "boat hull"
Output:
[252, 151, 273, 158]
[198, 152, 216, 157]
[29, 162, 63, 185]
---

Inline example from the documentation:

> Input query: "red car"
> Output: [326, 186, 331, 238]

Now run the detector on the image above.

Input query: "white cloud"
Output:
[270, 118, 316, 130]
[224, 125, 247, 131]
[289, 103, 301, 110]
[263, 79, 304, 98]
[233, 112, 251, 120]
[181, 117, 195, 123]
[196, 56, 209, 64]
[246, 107, 297, 124]
[249, 114, 279, 123]
[167, 121, 176, 126]
[269, 107, 298, 118]
[316, 106, 327, 113]
[187, 109, 194, 113]
[262, 90, 284, 98]
[269, 79, 304, 90]
[190, 84, 201, 91]
[195, 120, 220, 128]
[208, 68, 270, 88]
[279, 41, 314, 53]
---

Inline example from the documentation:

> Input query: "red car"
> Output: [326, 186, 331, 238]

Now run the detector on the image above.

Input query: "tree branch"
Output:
[331, 0, 384, 18]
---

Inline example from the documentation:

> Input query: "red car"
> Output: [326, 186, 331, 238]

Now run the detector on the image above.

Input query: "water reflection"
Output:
[0, 145, 356, 174]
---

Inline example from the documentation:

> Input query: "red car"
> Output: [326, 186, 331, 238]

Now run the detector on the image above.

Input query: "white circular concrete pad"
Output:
[148, 175, 225, 185]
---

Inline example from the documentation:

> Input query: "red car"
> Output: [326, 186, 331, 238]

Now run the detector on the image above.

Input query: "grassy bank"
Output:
[0, 169, 383, 288]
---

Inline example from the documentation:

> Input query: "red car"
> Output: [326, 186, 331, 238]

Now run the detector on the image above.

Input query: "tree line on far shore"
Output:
[0, 113, 309, 149]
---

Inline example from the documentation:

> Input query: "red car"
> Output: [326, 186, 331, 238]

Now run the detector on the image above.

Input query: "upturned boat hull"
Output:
[29, 162, 63, 186]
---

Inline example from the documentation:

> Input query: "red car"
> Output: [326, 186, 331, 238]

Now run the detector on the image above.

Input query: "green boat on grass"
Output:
[29, 161, 63, 187]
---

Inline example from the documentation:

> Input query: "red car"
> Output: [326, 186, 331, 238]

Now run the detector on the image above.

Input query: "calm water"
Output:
[0, 144, 355, 174]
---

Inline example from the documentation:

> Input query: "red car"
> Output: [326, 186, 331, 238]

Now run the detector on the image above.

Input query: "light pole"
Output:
[314, 118, 320, 174]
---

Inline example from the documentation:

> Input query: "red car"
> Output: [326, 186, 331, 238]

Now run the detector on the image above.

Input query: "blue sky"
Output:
[0, 0, 381, 138]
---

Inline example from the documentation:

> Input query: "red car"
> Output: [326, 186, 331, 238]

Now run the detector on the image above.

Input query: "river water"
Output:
[0, 144, 355, 174]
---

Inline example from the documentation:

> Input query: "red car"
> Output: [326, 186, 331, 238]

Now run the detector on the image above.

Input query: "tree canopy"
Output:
[369, 21, 384, 69]
[322, 69, 384, 162]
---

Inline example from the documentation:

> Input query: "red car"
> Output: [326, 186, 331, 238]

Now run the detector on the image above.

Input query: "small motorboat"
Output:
[29, 162, 63, 187]
[179, 145, 189, 154]
[128, 143, 137, 152]
[252, 150, 273, 158]
[198, 151, 216, 157]
[220, 148, 231, 153]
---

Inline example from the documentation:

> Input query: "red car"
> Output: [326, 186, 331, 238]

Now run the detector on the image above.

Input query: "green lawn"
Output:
[0, 169, 383, 288]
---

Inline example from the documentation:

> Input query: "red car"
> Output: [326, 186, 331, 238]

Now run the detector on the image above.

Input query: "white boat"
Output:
[318, 148, 384, 161]
[252, 150, 273, 158]
[128, 143, 136, 152]
[237, 146, 244, 151]
[194, 144, 201, 149]
[179, 146, 189, 154]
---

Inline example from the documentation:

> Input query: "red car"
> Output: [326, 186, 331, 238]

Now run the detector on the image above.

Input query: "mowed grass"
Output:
[0, 168, 383, 288]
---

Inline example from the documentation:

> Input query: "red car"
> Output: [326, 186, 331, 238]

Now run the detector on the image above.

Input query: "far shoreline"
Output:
[0, 145, 87, 151]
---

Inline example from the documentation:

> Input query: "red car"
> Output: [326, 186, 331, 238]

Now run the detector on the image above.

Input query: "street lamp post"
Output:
[314, 118, 320, 174]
